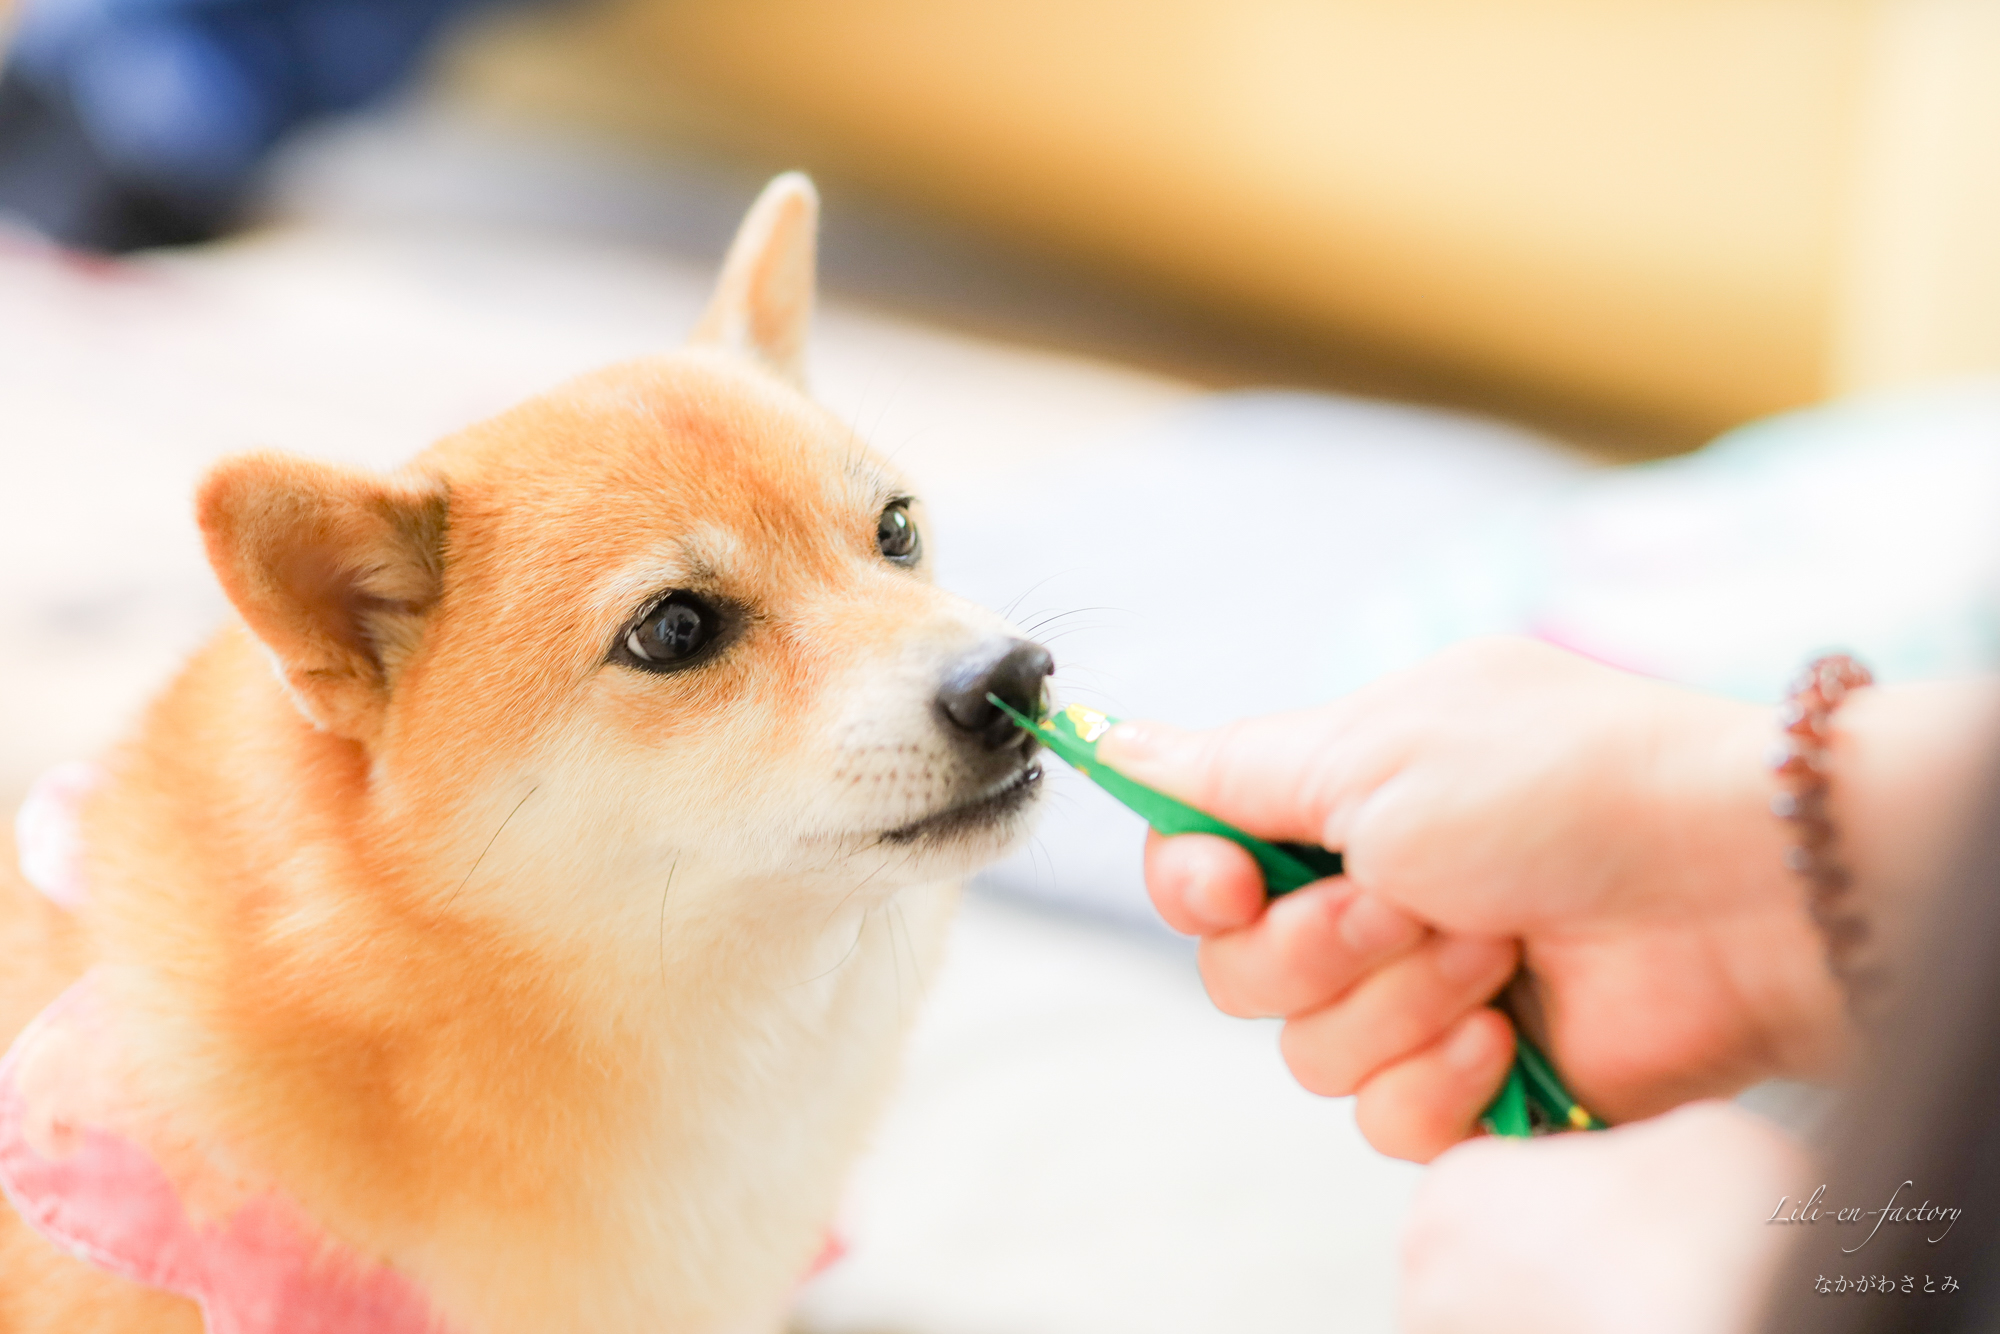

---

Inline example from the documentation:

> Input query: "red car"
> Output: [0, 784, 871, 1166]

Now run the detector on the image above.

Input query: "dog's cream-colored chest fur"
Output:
[411, 876, 960, 1334]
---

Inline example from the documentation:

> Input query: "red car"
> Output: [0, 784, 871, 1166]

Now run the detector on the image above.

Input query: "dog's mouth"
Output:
[879, 759, 1044, 846]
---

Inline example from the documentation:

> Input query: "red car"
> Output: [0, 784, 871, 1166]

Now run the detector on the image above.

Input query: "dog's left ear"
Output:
[197, 453, 448, 743]
[689, 172, 818, 390]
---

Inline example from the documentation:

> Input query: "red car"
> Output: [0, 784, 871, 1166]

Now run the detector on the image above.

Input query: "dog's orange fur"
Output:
[0, 176, 1039, 1332]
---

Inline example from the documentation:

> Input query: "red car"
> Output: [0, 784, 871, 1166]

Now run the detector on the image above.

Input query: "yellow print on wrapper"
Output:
[1049, 704, 1113, 744]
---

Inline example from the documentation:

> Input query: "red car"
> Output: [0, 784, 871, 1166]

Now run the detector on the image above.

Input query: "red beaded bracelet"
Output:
[1771, 654, 1880, 1016]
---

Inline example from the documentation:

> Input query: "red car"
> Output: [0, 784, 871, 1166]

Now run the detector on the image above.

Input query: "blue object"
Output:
[0, 0, 532, 248]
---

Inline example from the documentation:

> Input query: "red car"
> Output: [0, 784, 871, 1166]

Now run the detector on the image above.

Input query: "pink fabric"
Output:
[14, 761, 101, 910]
[5, 768, 446, 1331]
[3, 765, 842, 1328]
[803, 1229, 846, 1282]
[0, 976, 445, 1333]
[1529, 623, 1662, 679]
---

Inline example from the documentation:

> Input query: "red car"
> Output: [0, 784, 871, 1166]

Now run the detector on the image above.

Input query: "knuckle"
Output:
[1209, 988, 1263, 1020]
[1199, 934, 1284, 1016]
[1356, 1087, 1448, 1164]
[1198, 965, 1263, 1019]
[1342, 817, 1422, 895]
[1269, 916, 1330, 981]
[1280, 1020, 1360, 1096]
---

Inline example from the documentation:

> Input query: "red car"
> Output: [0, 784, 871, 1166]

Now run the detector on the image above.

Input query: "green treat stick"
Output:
[1485, 1066, 1532, 1139]
[993, 694, 1603, 1139]
[1515, 1023, 1607, 1132]
[994, 696, 1343, 894]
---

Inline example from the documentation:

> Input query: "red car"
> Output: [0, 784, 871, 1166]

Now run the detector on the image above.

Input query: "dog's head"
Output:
[192, 175, 1048, 941]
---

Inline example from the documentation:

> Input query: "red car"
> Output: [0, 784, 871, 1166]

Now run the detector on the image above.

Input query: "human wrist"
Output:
[1642, 688, 1852, 1079]
[1726, 675, 2000, 1074]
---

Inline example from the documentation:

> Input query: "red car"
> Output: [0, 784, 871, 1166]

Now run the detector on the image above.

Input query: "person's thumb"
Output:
[1094, 711, 1351, 848]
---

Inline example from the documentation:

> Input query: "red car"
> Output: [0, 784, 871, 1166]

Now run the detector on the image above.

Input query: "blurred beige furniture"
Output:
[450, 0, 2000, 436]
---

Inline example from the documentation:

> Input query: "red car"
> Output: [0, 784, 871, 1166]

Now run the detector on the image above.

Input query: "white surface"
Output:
[797, 895, 1420, 1334]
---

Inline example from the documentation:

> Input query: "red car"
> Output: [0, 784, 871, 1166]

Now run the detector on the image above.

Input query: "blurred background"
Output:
[446, 0, 2000, 446]
[5, 0, 1997, 449]
[4, 3, 1999, 1331]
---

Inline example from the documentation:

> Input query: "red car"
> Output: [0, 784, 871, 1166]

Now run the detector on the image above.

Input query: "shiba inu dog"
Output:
[0, 174, 1051, 1333]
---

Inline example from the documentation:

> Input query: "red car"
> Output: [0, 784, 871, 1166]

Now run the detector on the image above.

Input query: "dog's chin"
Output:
[876, 760, 1045, 860]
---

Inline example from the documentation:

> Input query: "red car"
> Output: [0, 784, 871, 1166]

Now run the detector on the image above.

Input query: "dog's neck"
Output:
[78, 631, 953, 1333]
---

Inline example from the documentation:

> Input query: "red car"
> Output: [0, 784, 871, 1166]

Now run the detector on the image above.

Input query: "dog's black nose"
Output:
[937, 639, 1054, 750]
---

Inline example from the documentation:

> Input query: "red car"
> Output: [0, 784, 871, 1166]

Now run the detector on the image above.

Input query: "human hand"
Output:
[1399, 1101, 1807, 1334]
[1096, 638, 1848, 1159]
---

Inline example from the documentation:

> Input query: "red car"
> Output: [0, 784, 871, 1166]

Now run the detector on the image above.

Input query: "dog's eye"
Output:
[877, 502, 920, 564]
[619, 592, 718, 669]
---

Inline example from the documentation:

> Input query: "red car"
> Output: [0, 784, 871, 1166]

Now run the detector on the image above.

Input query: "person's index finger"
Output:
[1096, 710, 1363, 847]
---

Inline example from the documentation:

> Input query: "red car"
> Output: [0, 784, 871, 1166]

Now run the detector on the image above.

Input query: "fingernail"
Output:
[1435, 935, 1510, 985]
[1443, 1014, 1495, 1071]
[1096, 721, 1170, 769]
[1338, 892, 1419, 955]
[1104, 724, 1168, 768]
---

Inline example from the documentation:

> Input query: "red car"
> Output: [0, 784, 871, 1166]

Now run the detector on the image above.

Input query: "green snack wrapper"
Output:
[993, 694, 1605, 1139]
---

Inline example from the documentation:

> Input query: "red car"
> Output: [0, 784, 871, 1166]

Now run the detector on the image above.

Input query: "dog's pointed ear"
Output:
[689, 172, 818, 390]
[197, 453, 447, 742]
